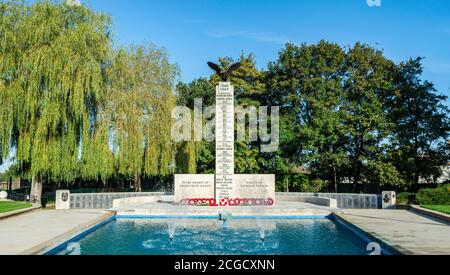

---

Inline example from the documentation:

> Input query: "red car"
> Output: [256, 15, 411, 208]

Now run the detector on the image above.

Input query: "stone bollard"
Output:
[0, 191, 8, 200]
[382, 191, 396, 209]
[56, 190, 71, 210]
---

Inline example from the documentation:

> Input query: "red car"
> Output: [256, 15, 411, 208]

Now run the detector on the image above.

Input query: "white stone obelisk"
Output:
[215, 82, 234, 204]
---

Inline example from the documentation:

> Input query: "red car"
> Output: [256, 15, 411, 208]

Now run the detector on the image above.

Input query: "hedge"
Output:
[416, 184, 450, 205]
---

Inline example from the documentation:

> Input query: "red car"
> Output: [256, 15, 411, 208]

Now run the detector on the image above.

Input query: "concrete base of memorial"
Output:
[109, 195, 336, 218]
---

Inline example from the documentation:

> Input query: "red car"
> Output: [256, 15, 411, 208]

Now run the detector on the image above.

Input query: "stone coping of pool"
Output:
[409, 205, 450, 223]
[25, 212, 114, 255]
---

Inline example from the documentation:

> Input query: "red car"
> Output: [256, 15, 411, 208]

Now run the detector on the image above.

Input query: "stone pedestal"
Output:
[0, 191, 8, 200]
[56, 190, 71, 210]
[382, 191, 396, 209]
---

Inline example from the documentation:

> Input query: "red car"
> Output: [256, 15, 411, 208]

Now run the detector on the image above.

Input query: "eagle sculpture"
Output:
[207, 61, 242, 82]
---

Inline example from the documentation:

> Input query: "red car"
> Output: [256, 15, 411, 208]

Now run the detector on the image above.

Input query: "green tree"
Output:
[342, 43, 400, 192]
[389, 58, 450, 189]
[104, 45, 178, 191]
[176, 78, 215, 109]
[0, 0, 112, 204]
[0, 1, 24, 167]
[175, 78, 214, 174]
[266, 41, 347, 192]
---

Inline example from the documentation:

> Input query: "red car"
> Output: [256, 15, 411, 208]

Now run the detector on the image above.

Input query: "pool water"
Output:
[49, 218, 374, 255]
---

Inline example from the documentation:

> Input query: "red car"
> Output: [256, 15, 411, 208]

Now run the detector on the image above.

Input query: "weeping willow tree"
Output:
[0, 0, 112, 204]
[0, 1, 23, 167]
[104, 45, 178, 192]
[175, 140, 197, 175]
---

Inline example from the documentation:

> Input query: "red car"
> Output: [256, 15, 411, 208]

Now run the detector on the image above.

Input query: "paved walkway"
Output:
[335, 209, 450, 255]
[0, 209, 111, 255]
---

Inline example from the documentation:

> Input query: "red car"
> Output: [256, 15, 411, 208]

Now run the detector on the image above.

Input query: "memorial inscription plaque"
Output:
[174, 174, 215, 204]
[233, 175, 276, 205]
[215, 82, 235, 203]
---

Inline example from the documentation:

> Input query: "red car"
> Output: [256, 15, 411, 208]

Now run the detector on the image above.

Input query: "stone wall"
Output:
[70, 192, 173, 209]
[302, 196, 338, 208]
[0, 181, 21, 191]
[276, 192, 381, 209]
[70, 191, 381, 209]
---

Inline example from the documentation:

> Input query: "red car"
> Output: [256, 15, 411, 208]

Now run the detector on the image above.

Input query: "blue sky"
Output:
[1, 0, 450, 173]
[82, 0, 450, 98]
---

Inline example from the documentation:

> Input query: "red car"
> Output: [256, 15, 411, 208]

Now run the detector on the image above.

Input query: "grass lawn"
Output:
[0, 201, 33, 214]
[422, 205, 450, 215]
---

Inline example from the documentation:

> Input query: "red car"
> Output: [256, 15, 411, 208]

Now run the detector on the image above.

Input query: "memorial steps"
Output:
[108, 196, 334, 218]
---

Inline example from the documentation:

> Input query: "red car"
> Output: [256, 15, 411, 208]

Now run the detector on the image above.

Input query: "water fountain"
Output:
[66, 242, 81, 255]
[168, 220, 177, 243]
[254, 205, 268, 243]
[180, 203, 189, 232]
[258, 225, 266, 243]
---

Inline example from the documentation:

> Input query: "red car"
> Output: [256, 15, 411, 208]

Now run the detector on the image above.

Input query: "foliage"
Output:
[176, 78, 214, 109]
[175, 79, 214, 174]
[175, 141, 196, 174]
[103, 45, 178, 190]
[416, 185, 450, 205]
[388, 58, 450, 188]
[365, 161, 405, 187]
[0, 1, 112, 183]
[177, 42, 449, 193]
[341, 43, 398, 190]
[396, 192, 417, 205]
[293, 176, 323, 193]
[0, 0, 113, 199]
[266, 41, 347, 192]
[195, 142, 215, 174]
